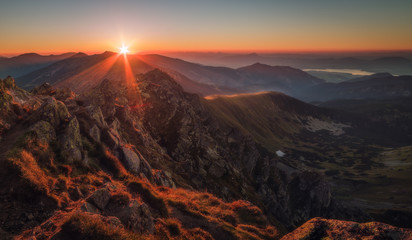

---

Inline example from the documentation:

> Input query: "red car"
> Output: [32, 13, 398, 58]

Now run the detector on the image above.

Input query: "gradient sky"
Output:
[1, 0, 412, 55]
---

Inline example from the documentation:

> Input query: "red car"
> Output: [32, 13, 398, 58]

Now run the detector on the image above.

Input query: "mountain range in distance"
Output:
[1, 51, 411, 103]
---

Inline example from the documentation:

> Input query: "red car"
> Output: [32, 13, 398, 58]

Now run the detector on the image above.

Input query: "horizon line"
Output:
[2, 49, 412, 57]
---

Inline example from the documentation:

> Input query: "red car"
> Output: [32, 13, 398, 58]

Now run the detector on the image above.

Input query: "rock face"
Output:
[86, 188, 111, 210]
[59, 117, 83, 163]
[281, 217, 412, 240]
[83, 187, 155, 234]
[30, 120, 56, 143]
[29, 97, 70, 128]
[119, 146, 141, 174]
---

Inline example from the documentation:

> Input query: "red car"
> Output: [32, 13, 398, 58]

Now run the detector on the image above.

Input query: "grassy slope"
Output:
[203, 92, 309, 153]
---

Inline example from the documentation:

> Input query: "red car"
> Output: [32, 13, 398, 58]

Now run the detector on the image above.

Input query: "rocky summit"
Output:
[0, 72, 411, 240]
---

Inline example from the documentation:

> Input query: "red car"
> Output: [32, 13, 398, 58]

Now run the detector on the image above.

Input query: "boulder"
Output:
[86, 106, 107, 128]
[153, 170, 176, 188]
[119, 146, 141, 174]
[89, 124, 101, 143]
[86, 188, 111, 210]
[30, 83, 54, 96]
[30, 97, 71, 128]
[60, 117, 83, 163]
[105, 198, 154, 234]
[80, 202, 101, 214]
[30, 120, 56, 143]
[101, 128, 122, 149]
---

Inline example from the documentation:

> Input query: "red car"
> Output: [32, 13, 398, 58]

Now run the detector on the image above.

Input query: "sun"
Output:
[119, 45, 130, 54]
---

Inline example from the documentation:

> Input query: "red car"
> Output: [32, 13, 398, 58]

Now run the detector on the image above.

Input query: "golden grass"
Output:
[60, 212, 145, 240]
[8, 150, 53, 194]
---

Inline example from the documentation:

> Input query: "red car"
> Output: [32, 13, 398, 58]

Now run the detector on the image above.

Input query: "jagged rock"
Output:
[89, 124, 100, 143]
[153, 170, 176, 188]
[29, 97, 71, 128]
[101, 128, 121, 149]
[80, 202, 101, 214]
[105, 198, 154, 234]
[30, 120, 56, 143]
[55, 88, 75, 101]
[119, 146, 141, 174]
[109, 117, 121, 131]
[86, 188, 111, 210]
[60, 117, 83, 163]
[281, 217, 412, 240]
[4, 76, 16, 88]
[86, 106, 107, 128]
[31, 83, 55, 95]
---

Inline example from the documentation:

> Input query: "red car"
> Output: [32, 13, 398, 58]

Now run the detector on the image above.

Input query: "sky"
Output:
[1, 0, 412, 55]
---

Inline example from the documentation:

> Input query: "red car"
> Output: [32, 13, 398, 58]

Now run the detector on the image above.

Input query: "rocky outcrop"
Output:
[59, 117, 83, 163]
[82, 187, 155, 234]
[28, 97, 70, 128]
[30, 120, 56, 143]
[119, 145, 141, 174]
[281, 217, 412, 240]
[86, 188, 111, 210]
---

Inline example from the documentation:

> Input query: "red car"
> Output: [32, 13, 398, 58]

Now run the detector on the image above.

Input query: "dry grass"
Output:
[59, 212, 145, 240]
[156, 187, 279, 239]
[154, 218, 213, 240]
[102, 146, 128, 178]
[8, 150, 53, 194]
[127, 178, 169, 217]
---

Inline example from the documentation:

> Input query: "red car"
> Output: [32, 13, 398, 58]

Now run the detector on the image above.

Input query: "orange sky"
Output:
[1, 0, 412, 55]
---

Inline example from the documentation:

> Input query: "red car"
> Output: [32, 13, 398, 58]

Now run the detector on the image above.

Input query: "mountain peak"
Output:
[70, 52, 88, 58]
[17, 53, 41, 58]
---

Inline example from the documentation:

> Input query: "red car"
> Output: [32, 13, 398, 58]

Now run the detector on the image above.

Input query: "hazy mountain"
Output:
[140, 54, 246, 87]
[0, 52, 76, 78]
[16, 51, 125, 90]
[140, 54, 324, 96]
[237, 63, 324, 94]
[301, 75, 412, 101]
[160, 52, 412, 75]
[345, 72, 393, 82]
[16, 52, 235, 96]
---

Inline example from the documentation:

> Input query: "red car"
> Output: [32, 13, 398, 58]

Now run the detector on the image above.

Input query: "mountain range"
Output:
[0, 52, 76, 79]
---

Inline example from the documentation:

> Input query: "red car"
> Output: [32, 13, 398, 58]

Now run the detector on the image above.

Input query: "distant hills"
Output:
[140, 54, 324, 96]
[3, 52, 325, 97]
[0, 52, 76, 78]
[301, 74, 412, 102]
[2, 51, 412, 103]
[165, 52, 412, 75]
